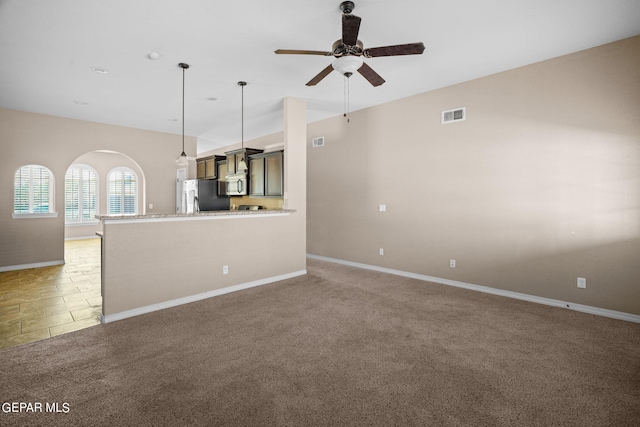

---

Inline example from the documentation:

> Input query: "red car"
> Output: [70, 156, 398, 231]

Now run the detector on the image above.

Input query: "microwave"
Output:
[225, 173, 248, 196]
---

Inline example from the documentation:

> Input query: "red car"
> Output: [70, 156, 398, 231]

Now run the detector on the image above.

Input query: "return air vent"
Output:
[441, 107, 466, 124]
[312, 136, 325, 148]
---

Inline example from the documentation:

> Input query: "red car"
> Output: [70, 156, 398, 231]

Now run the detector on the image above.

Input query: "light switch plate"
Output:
[379, 204, 386, 212]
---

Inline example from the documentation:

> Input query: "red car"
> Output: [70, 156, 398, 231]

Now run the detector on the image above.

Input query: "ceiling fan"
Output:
[275, 1, 425, 87]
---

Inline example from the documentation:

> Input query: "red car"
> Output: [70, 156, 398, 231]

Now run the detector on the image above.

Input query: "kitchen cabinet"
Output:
[225, 148, 263, 175]
[217, 160, 227, 196]
[249, 157, 265, 196]
[265, 152, 283, 196]
[249, 150, 284, 197]
[196, 160, 205, 179]
[196, 155, 225, 179]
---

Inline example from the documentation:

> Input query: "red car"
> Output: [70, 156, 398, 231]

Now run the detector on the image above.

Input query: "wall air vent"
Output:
[312, 136, 325, 148]
[441, 107, 466, 124]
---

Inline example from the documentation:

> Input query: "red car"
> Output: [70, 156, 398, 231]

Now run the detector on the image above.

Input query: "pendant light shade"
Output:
[176, 63, 190, 166]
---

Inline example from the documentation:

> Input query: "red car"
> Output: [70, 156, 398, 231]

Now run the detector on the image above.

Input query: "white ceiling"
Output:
[1, 0, 639, 154]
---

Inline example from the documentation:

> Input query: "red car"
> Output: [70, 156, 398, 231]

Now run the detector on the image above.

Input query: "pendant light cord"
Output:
[238, 81, 247, 150]
[182, 65, 185, 155]
[177, 62, 190, 158]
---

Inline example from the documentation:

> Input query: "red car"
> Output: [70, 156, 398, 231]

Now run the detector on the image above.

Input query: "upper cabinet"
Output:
[265, 152, 284, 196]
[249, 156, 265, 196]
[196, 155, 225, 179]
[217, 160, 228, 195]
[249, 150, 284, 197]
[225, 148, 263, 175]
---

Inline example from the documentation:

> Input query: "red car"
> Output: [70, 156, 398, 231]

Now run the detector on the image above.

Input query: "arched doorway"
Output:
[59, 151, 146, 335]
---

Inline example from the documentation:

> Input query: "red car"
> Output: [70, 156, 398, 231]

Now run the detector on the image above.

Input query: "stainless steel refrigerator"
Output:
[180, 179, 229, 213]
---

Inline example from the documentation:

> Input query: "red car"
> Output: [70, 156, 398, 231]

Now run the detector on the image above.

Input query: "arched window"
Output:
[65, 164, 98, 223]
[13, 164, 56, 217]
[107, 167, 137, 215]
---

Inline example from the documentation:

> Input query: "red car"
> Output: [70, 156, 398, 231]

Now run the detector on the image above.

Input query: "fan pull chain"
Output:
[343, 76, 350, 123]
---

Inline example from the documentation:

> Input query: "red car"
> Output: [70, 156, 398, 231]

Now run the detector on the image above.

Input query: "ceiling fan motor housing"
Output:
[332, 39, 363, 56]
[340, 1, 355, 14]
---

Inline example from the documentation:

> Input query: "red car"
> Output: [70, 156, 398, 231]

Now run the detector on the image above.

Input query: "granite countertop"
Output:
[95, 209, 295, 221]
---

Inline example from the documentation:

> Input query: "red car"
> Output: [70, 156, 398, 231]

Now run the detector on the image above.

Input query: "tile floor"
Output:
[0, 238, 102, 349]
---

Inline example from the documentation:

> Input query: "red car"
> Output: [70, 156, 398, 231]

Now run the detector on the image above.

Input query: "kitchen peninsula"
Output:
[97, 208, 304, 323]
[97, 96, 307, 323]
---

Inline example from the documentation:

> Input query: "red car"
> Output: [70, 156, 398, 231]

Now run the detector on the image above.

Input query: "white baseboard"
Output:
[101, 269, 307, 324]
[64, 236, 101, 241]
[307, 254, 640, 324]
[0, 260, 65, 273]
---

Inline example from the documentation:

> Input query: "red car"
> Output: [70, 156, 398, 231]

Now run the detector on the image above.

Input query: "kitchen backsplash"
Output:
[229, 195, 284, 210]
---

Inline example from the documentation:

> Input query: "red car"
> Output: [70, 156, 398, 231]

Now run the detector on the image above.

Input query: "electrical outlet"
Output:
[379, 204, 386, 212]
[223, 265, 229, 275]
[148, 203, 153, 210]
[450, 259, 456, 268]
[577, 277, 586, 289]
[379, 248, 384, 256]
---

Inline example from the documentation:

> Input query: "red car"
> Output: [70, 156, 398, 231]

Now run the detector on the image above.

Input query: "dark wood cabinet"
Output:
[196, 155, 225, 179]
[249, 150, 284, 197]
[196, 160, 205, 179]
[265, 153, 283, 196]
[225, 153, 237, 175]
[217, 160, 227, 195]
[225, 148, 263, 175]
[249, 157, 265, 196]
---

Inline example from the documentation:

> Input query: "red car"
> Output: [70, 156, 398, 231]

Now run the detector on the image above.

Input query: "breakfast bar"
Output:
[96, 209, 306, 323]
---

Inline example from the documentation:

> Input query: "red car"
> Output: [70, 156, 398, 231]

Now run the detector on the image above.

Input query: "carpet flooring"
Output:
[1, 258, 639, 426]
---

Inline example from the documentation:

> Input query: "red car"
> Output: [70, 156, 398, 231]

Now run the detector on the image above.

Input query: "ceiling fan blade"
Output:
[306, 64, 335, 86]
[342, 14, 361, 46]
[363, 42, 425, 58]
[275, 49, 333, 56]
[358, 62, 385, 87]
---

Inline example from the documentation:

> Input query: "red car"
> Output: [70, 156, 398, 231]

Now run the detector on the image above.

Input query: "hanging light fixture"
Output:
[176, 62, 190, 167]
[237, 81, 248, 172]
[331, 56, 362, 123]
[331, 56, 363, 77]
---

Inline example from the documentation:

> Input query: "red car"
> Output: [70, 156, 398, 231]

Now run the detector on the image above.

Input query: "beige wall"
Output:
[307, 36, 640, 315]
[0, 109, 196, 268]
[101, 213, 305, 316]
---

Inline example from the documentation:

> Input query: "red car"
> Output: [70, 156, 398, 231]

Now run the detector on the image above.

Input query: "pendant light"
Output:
[237, 81, 248, 172]
[176, 62, 190, 167]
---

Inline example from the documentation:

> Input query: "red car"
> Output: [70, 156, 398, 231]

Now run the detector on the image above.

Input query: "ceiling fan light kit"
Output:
[332, 56, 363, 78]
[275, 1, 425, 87]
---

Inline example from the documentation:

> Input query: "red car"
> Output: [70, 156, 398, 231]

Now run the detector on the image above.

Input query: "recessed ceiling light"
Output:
[147, 52, 162, 60]
[90, 66, 109, 74]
